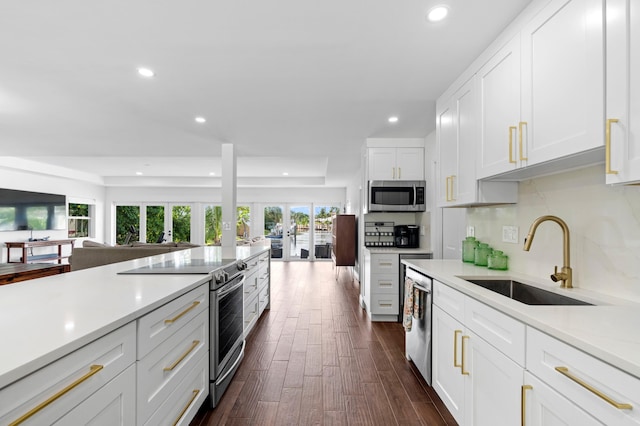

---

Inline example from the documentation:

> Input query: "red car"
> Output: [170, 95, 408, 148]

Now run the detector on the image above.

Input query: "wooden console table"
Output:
[0, 263, 71, 285]
[5, 239, 75, 264]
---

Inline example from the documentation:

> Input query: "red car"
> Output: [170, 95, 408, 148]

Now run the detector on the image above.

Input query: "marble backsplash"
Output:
[467, 164, 640, 303]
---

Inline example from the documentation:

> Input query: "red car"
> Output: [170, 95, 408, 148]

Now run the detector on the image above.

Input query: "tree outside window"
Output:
[68, 203, 91, 238]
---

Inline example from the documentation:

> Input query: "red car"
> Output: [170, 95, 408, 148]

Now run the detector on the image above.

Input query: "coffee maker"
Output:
[394, 225, 420, 248]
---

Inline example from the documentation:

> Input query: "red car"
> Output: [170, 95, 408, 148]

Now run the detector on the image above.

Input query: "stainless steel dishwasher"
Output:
[404, 266, 433, 385]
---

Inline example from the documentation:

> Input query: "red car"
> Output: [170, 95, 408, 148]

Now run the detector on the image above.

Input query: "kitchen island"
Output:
[0, 245, 269, 425]
[403, 259, 640, 425]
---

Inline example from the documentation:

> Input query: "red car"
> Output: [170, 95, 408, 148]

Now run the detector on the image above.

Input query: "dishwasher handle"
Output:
[412, 282, 431, 294]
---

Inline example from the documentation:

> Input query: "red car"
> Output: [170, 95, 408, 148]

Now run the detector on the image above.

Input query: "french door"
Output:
[263, 204, 312, 261]
[115, 203, 192, 244]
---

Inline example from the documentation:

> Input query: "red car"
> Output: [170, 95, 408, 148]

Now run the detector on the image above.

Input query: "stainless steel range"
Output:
[120, 257, 248, 407]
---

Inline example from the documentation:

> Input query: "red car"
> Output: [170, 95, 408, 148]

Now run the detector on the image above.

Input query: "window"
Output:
[204, 205, 251, 245]
[68, 203, 91, 238]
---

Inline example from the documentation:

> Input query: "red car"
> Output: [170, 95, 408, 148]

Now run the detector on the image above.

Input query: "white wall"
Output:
[467, 165, 640, 302]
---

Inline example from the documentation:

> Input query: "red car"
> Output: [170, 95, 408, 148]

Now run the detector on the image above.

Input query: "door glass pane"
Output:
[204, 205, 222, 245]
[289, 206, 310, 260]
[314, 206, 339, 259]
[146, 205, 165, 243]
[172, 205, 191, 243]
[264, 206, 283, 258]
[116, 205, 140, 245]
[237, 205, 250, 241]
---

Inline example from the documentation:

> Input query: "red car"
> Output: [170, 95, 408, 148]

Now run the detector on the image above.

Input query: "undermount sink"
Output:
[461, 278, 593, 306]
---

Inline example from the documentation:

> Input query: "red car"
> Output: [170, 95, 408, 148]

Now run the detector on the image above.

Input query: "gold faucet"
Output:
[523, 215, 572, 288]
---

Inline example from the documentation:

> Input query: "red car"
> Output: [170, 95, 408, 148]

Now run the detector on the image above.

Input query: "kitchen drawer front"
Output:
[464, 296, 525, 366]
[258, 252, 270, 276]
[369, 293, 399, 315]
[138, 283, 209, 359]
[244, 269, 260, 301]
[55, 364, 136, 426]
[137, 309, 208, 424]
[527, 327, 640, 425]
[0, 322, 135, 425]
[244, 293, 260, 335]
[258, 283, 269, 313]
[144, 350, 209, 426]
[370, 274, 398, 294]
[244, 254, 261, 276]
[433, 280, 464, 318]
[370, 254, 398, 275]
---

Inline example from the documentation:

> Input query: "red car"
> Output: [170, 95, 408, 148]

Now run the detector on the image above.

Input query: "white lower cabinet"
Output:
[0, 322, 136, 425]
[362, 251, 400, 321]
[526, 327, 640, 425]
[432, 280, 525, 425]
[522, 371, 602, 425]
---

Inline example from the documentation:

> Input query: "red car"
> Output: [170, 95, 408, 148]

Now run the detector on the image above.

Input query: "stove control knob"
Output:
[214, 272, 225, 284]
[236, 261, 247, 271]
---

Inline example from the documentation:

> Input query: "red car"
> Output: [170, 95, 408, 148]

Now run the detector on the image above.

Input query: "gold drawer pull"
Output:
[555, 366, 632, 410]
[509, 126, 517, 163]
[606, 118, 620, 174]
[518, 121, 528, 161]
[173, 389, 200, 426]
[165, 301, 200, 324]
[461, 335, 469, 375]
[164, 340, 200, 372]
[454, 330, 462, 368]
[378, 302, 393, 307]
[521, 384, 532, 426]
[10, 364, 104, 426]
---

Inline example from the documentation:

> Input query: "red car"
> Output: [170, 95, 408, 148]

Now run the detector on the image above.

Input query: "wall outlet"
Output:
[467, 226, 475, 237]
[502, 225, 519, 244]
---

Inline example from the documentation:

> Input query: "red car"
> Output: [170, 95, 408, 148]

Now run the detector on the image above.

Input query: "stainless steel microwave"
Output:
[368, 180, 426, 212]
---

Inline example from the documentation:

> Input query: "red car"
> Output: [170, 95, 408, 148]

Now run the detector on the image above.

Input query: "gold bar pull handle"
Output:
[509, 126, 517, 163]
[521, 384, 532, 426]
[519, 121, 528, 161]
[445, 176, 451, 202]
[461, 335, 470, 375]
[453, 330, 462, 368]
[172, 389, 200, 426]
[10, 365, 104, 426]
[164, 340, 200, 371]
[450, 175, 456, 201]
[606, 118, 620, 174]
[392, 167, 396, 179]
[555, 367, 632, 410]
[165, 301, 200, 324]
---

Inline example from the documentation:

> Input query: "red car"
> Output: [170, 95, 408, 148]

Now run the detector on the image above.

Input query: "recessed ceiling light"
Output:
[282, 172, 289, 176]
[137, 67, 155, 78]
[388, 116, 399, 123]
[427, 5, 449, 22]
[135, 171, 143, 176]
[209, 172, 215, 176]
[195, 116, 206, 123]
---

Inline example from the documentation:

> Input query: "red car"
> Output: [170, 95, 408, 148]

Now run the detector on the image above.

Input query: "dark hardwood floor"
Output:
[192, 261, 457, 425]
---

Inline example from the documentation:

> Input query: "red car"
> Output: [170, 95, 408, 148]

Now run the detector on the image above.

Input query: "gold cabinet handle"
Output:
[165, 301, 200, 324]
[519, 121, 528, 161]
[555, 367, 632, 409]
[509, 126, 517, 163]
[172, 389, 200, 426]
[9, 364, 104, 426]
[606, 118, 620, 174]
[164, 340, 200, 371]
[449, 175, 456, 201]
[461, 335, 469, 375]
[392, 167, 396, 179]
[521, 385, 532, 426]
[453, 330, 462, 368]
[445, 176, 451, 201]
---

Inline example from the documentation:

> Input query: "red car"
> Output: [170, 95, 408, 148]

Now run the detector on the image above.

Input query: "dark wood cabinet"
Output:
[331, 214, 356, 267]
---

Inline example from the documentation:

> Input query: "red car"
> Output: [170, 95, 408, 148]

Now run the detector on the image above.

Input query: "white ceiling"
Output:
[0, 0, 532, 188]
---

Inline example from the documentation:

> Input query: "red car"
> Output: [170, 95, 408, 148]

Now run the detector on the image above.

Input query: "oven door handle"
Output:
[216, 340, 245, 386]
[217, 276, 245, 298]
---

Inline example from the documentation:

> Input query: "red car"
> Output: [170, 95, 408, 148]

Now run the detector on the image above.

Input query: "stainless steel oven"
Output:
[210, 260, 246, 406]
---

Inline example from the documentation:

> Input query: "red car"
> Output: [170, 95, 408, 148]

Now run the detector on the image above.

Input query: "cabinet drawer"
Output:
[369, 294, 399, 315]
[244, 293, 260, 335]
[144, 350, 209, 426]
[258, 283, 269, 313]
[244, 270, 260, 300]
[464, 296, 525, 366]
[0, 322, 135, 425]
[137, 283, 209, 359]
[370, 274, 398, 294]
[137, 310, 208, 424]
[433, 280, 464, 316]
[527, 327, 640, 425]
[55, 364, 136, 426]
[370, 255, 398, 274]
[258, 251, 270, 275]
[244, 255, 260, 275]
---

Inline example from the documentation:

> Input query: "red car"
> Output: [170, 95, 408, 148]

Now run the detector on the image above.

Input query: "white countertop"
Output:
[402, 259, 640, 379]
[0, 245, 269, 389]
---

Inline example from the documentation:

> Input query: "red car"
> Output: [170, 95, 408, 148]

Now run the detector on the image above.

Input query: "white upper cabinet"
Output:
[477, 35, 523, 179]
[520, 0, 604, 165]
[606, 0, 640, 184]
[368, 146, 424, 181]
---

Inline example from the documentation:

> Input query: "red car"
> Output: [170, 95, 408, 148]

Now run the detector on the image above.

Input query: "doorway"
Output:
[263, 204, 312, 260]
